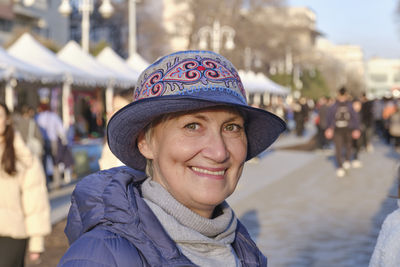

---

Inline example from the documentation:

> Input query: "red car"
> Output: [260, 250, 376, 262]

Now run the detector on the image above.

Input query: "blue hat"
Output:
[108, 50, 286, 171]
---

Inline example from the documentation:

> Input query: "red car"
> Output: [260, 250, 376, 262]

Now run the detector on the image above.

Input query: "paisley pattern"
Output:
[135, 54, 245, 101]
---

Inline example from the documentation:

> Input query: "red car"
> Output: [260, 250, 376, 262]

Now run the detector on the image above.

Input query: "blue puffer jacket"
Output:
[58, 166, 267, 266]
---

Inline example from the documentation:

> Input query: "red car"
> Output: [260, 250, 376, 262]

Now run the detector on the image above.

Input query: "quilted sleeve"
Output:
[59, 228, 143, 267]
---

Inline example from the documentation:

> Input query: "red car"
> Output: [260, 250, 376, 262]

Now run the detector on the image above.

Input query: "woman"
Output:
[0, 103, 51, 266]
[59, 50, 286, 266]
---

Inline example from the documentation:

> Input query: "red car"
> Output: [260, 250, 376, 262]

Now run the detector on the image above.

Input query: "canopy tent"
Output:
[7, 33, 95, 86]
[126, 52, 150, 73]
[58, 41, 135, 88]
[239, 70, 290, 96]
[8, 33, 107, 127]
[255, 73, 290, 96]
[0, 45, 59, 110]
[96, 47, 140, 84]
[58, 41, 136, 116]
[0, 46, 58, 83]
[96, 47, 140, 113]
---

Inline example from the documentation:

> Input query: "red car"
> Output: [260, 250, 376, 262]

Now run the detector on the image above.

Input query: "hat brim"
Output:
[107, 95, 286, 171]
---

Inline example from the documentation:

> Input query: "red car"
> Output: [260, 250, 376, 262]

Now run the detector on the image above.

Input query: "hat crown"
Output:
[134, 50, 247, 104]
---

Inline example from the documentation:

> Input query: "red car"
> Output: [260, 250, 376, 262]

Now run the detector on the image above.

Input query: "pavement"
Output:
[40, 121, 400, 266]
[229, 136, 399, 266]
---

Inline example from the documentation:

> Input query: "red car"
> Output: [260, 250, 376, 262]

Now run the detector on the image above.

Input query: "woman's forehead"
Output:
[169, 106, 244, 121]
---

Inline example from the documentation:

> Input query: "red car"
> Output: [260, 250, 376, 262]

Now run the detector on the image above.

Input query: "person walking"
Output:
[36, 103, 67, 189]
[58, 50, 286, 266]
[315, 96, 330, 150]
[351, 98, 363, 168]
[293, 97, 309, 136]
[325, 87, 360, 177]
[0, 103, 51, 266]
[360, 93, 375, 152]
[388, 102, 400, 152]
[13, 105, 44, 158]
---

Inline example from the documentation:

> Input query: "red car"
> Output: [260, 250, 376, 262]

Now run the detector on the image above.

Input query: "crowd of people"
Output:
[259, 88, 400, 178]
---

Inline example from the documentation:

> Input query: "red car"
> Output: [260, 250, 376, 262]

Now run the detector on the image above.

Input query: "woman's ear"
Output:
[137, 131, 154, 159]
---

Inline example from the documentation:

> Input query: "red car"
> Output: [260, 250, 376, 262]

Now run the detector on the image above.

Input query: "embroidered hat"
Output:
[108, 50, 286, 171]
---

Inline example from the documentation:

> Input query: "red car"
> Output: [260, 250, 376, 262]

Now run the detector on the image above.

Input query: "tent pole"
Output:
[5, 78, 16, 112]
[62, 77, 72, 129]
[105, 82, 114, 116]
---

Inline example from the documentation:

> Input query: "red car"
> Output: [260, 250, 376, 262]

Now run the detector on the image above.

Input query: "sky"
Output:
[289, 0, 400, 60]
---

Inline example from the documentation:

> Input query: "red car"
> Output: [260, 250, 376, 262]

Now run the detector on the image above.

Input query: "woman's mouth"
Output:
[191, 166, 226, 178]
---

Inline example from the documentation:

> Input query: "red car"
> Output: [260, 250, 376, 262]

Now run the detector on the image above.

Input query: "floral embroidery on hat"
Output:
[135, 54, 245, 100]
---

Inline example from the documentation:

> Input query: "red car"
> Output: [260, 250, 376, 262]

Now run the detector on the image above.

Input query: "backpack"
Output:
[335, 103, 351, 128]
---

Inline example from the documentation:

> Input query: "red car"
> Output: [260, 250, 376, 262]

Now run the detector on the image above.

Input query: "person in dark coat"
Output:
[315, 96, 330, 149]
[325, 87, 360, 177]
[360, 93, 375, 152]
[59, 50, 286, 266]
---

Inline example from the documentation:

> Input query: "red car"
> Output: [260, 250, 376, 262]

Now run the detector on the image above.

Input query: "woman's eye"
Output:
[185, 123, 199, 130]
[225, 124, 242, 132]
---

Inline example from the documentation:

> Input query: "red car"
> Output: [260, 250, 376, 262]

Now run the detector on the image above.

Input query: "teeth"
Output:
[192, 167, 225, 176]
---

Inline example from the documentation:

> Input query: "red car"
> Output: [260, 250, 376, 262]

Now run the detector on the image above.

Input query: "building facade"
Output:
[365, 58, 400, 98]
[0, 0, 69, 47]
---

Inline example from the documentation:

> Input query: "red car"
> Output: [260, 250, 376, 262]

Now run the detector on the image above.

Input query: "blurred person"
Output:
[369, 167, 400, 267]
[36, 103, 67, 189]
[360, 93, 375, 152]
[373, 97, 385, 138]
[351, 98, 363, 168]
[325, 87, 360, 177]
[0, 103, 51, 266]
[293, 97, 309, 136]
[382, 97, 397, 144]
[315, 96, 330, 149]
[98, 90, 132, 170]
[13, 104, 44, 157]
[58, 50, 286, 266]
[388, 103, 400, 152]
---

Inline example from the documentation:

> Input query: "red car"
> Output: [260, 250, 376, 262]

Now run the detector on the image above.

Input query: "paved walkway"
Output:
[230, 139, 399, 267]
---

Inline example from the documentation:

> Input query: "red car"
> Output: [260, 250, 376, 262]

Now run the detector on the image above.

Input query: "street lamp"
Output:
[128, 0, 138, 57]
[198, 20, 235, 54]
[59, 0, 114, 52]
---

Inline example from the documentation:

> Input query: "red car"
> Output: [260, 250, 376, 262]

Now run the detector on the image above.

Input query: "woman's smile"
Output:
[190, 166, 226, 179]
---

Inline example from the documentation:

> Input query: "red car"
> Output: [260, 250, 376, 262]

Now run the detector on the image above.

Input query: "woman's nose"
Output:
[203, 131, 230, 163]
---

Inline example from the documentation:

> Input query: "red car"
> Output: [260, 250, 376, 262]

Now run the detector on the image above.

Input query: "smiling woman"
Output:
[59, 50, 286, 266]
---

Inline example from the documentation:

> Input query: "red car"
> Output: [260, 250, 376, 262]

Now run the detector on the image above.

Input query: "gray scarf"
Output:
[141, 178, 241, 267]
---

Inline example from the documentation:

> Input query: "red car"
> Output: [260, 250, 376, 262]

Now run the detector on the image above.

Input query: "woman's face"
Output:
[0, 106, 8, 136]
[138, 107, 247, 218]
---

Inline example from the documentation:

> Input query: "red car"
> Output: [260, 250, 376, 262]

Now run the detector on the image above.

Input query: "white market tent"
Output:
[96, 47, 140, 84]
[239, 70, 290, 106]
[96, 47, 140, 113]
[7, 33, 105, 127]
[0, 46, 58, 82]
[7, 33, 94, 86]
[58, 41, 136, 115]
[126, 52, 150, 73]
[255, 72, 290, 96]
[239, 70, 290, 95]
[0, 46, 59, 110]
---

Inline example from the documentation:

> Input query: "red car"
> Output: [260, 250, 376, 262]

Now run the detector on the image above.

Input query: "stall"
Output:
[126, 52, 150, 73]
[58, 41, 136, 116]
